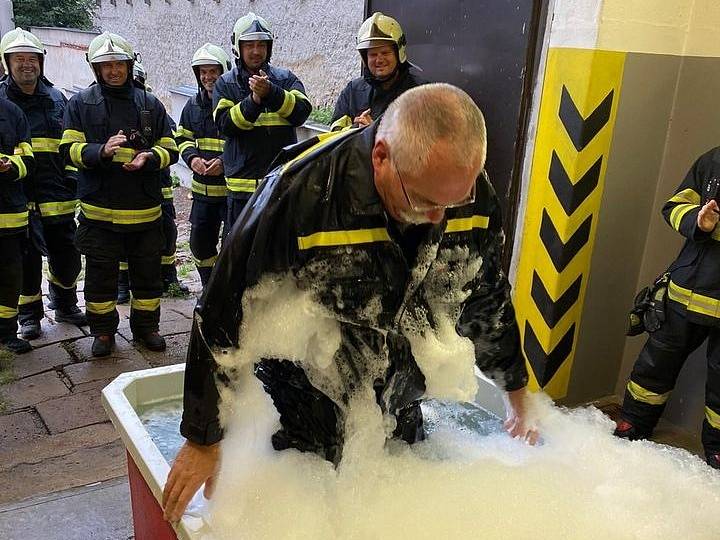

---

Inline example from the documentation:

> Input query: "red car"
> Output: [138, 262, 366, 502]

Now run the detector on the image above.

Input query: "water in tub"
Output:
[142, 275, 720, 539]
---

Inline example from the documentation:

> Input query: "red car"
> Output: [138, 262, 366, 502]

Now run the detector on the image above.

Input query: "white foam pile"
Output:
[201, 276, 720, 540]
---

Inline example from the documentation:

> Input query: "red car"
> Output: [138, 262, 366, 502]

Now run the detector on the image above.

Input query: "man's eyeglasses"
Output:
[394, 160, 481, 213]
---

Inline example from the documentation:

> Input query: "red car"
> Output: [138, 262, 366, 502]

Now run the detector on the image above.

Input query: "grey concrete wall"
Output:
[94, 0, 364, 116]
[563, 53, 681, 406]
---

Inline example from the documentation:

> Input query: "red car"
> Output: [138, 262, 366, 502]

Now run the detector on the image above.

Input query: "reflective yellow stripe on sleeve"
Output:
[178, 141, 196, 153]
[152, 147, 171, 169]
[112, 147, 138, 164]
[80, 202, 161, 225]
[69, 142, 88, 169]
[161, 255, 175, 265]
[230, 104, 253, 130]
[297, 228, 391, 250]
[0, 305, 18, 318]
[14, 141, 33, 156]
[61, 129, 86, 145]
[65, 164, 78, 173]
[706, 407, 720, 430]
[196, 138, 225, 152]
[131, 297, 160, 311]
[174, 126, 194, 139]
[213, 98, 235, 121]
[668, 188, 701, 205]
[5, 154, 28, 179]
[669, 203, 699, 231]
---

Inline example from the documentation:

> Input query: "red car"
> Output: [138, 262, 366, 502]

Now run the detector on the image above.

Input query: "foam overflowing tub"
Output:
[102, 364, 509, 540]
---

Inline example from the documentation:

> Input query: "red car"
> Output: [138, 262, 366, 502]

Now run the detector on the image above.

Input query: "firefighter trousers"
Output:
[161, 201, 178, 284]
[19, 218, 81, 324]
[190, 198, 227, 286]
[0, 233, 24, 338]
[620, 301, 720, 454]
[75, 223, 163, 337]
[225, 196, 249, 232]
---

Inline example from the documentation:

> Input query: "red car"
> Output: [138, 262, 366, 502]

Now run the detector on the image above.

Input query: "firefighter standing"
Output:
[616, 147, 720, 469]
[330, 12, 426, 131]
[0, 97, 35, 353]
[60, 33, 178, 357]
[213, 12, 312, 227]
[176, 43, 230, 287]
[0, 29, 86, 340]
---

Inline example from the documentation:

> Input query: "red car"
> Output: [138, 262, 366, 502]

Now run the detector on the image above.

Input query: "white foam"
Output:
[205, 276, 720, 540]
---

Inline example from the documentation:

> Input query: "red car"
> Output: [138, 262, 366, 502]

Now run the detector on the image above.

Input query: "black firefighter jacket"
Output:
[0, 97, 35, 236]
[664, 147, 720, 326]
[59, 83, 178, 232]
[212, 63, 311, 200]
[180, 124, 529, 448]
[176, 91, 226, 201]
[0, 77, 77, 222]
[330, 66, 426, 131]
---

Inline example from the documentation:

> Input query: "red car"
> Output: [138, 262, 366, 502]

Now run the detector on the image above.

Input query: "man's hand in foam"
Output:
[503, 387, 539, 445]
[162, 440, 220, 522]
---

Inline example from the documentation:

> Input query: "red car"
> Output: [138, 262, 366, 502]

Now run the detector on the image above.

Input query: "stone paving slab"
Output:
[23, 319, 86, 348]
[0, 423, 120, 473]
[162, 297, 197, 319]
[63, 338, 149, 386]
[116, 317, 191, 342]
[36, 390, 107, 434]
[3, 372, 70, 412]
[11, 343, 74, 380]
[0, 478, 133, 540]
[0, 440, 127, 504]
[139, 332, 190, 368]
[0, 411, 47, 447]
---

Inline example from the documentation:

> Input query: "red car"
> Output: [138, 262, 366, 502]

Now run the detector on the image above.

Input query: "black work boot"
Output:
[613, 419, 652, 441]
[133, 331, 166, 352]
[55, 306, 88, 327]
[117, 270, 130, 305]
[91, 335, 115, 357]
[0, 335, 32, 354]
[20, 319, 41, 340]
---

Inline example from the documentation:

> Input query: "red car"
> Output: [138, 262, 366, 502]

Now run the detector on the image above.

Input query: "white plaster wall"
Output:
[94, 0, 364, 115]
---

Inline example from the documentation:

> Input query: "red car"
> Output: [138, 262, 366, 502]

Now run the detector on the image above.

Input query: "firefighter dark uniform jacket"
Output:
[181, 124, 528, 455]
[0, 97, 34, 235]
[212, 63, 311, 200]
[662, 147, 720, 326]
[0, 77, 77, 222]
[59, 83, 178, 232]
[177, 91, 226, 201]
[330, 66, 425, 131]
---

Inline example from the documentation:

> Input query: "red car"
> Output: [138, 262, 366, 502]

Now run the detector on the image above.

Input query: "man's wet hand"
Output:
[504, 387, 539, 445]
[162, 441, 220, 523]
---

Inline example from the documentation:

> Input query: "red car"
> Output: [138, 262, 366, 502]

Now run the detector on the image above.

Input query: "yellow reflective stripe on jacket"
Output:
[5, 154, 28, 179]
[196, 138, 224, 152]
[18, 292, 42, 306]
[38, 200, 78, 217]
[297, 228, 391, 250]
[193, 254, 217, 268]
[178, 141, 196, 153]
[152, 146, 171, 169]
[626, 381, 670, 406]
[445, 215, 490, 233]
[161, 254, 175, 265]
[80, 202, 161, 225]
[131, 297, 160, 311]
[706, 407, 720, 429]
[0, 305, 18, 318]
[69, 143, 88, 169]
[0, 210, 28, 229]
[192, 179, 228, 197]
[61, 129, 86, 145]
[31, 137, 61, 153]
[112, 147, 138, 164]
[226, 177, 257, 193]
[65, 164, 78, 173]
[174, 126, 194, 139]
[213, 98, 235, 121]
[282, 130, 354, 174]
[155, 137, 178, 151]
[119, 261, 129, 271]
[669, 203, 699, 231]
[668, 280, 720, 319]
[14, 141, 33, 156]
[330, 115, 353, 132]
[277, 89, 310, 118]
[230, 104, 253, 130]
[162, 187, 174, 199]
[86, 300, 116, 315]
[668, 188, 701, 205]
[255, 112, 291, 127]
